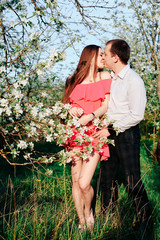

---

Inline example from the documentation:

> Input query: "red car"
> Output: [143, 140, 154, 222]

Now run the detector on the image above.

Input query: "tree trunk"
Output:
[156, 73, 160, 162]
[157, 73, 160, 101]
[156, 136, 160, 163]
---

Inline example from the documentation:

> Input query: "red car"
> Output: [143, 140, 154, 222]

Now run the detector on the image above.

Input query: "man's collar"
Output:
[110, 71, 116, 80]
[111, 64, 129, 80]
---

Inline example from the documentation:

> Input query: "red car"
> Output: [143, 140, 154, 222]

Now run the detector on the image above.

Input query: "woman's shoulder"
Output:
[100, 71, 111, 80]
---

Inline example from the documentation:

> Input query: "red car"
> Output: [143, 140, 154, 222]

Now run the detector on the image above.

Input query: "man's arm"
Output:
[93, 128, 110, 138]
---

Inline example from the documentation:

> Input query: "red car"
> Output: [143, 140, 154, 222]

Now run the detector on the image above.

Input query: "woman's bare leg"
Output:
[79, 152, 100, 220]
[70, 155, 85, 226]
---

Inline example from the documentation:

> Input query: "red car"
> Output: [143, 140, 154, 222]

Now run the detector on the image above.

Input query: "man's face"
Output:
[104, 43, 115, 69]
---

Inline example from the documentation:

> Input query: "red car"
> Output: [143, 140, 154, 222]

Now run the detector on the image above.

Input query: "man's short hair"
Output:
[106, 39, 130, 64]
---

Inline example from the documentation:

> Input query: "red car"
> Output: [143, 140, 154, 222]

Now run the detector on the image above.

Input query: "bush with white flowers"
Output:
[0, 0, 80, 167]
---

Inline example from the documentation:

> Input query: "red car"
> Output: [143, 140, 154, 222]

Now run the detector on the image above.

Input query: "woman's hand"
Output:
[69, 107, 83, 117]
[93, 128, 110, 138]
[78, 114, 93, 126]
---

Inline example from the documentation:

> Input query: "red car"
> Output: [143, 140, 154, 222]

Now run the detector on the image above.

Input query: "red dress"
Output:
[66, 79, 112, 160]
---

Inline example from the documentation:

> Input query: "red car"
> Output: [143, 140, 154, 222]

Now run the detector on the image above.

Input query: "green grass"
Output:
[0, 140, 160, 240]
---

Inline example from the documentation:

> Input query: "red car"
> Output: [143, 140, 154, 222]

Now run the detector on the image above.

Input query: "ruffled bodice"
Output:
[69, 79, 112, 114]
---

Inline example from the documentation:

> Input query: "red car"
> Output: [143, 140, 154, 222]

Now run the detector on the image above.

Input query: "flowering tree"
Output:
[0, 0, 81, 167]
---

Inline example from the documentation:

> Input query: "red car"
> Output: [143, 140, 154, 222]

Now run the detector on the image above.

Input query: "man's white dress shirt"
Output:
[107, 65, 147, 132]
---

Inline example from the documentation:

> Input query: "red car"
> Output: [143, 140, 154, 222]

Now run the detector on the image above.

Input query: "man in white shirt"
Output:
[94, 39, 151, 229]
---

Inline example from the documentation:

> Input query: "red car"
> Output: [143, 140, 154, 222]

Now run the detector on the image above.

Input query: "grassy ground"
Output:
[0, 140, 159, 240]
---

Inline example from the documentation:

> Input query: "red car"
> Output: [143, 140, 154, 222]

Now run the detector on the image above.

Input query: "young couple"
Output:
[62, 39, 151, 231]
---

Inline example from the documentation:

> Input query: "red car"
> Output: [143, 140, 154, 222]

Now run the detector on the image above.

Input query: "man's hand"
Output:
[93, 128, 110, 138]
[69, 107, 83, 117]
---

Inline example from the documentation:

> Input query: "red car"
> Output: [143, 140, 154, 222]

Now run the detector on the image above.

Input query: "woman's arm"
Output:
[79, 94, 110, 125]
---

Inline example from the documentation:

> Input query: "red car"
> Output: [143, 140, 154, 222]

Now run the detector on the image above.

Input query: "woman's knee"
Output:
[79, 180, 90, 192]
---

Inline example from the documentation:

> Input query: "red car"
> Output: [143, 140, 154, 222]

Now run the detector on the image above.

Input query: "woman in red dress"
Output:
[62, 45, 111, 230]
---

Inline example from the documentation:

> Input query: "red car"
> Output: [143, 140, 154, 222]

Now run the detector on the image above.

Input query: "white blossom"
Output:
[15, 104, 23, 115]
[41, 91, 48, 97]
[29, 142, 34, 150]
[48, 119, 55, 126]
[11, 89, 23, 99]
[102, 118, 109, 126]
[93, 117, 100, 127]
[48, 157, 55, 163]
[72, 117, 81, 128]
[0, 67, 5, 74]
[0, 98, 8, 107]
[59, 112, 67, 119]
[50, 48, 58, 59]
[75, 134, 83, 142]
[65, 128, 74, 137]
[36, 10, 41, 15]
[0, 108, 4, 115]
[9, 21, 15, 27]
[13, 82, 19, 89]
[24, 153, 31, 160]
[8, 117, 14, 123]
[82, 153, 89, 161]
[14, 126, 19, 132]
[0, 0, 7, 5]
[53, 133, 58, 138]
[45, 108, 52, 116]
[17, 140, 28, 149]
[63, 103, 71, 110]
[45, 169, 53, 175]
[18, 79, 28, 86]
[30, 126, 37, 134]
[31, 106, 39, 118]
[3, 129, 8, 135]
[45, 61, 53, 70]
[38, 103, 44, 108]
[37, 69, 44, 76]
[6, 107, 12, 116]
[46, 134, 53, 142]
[79, 126, 88, 135]
[20, 1, 26, 10]
[66, 156, 72, 163]
[11, 149, 20, 157]
[21, 17, 28, 23]
[52, 105, 62, 115]
[29, 32, 39, 40]
[38, 111, 45, 120]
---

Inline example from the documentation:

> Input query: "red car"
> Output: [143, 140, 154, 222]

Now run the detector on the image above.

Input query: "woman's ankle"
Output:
[79, 217, 85, 226]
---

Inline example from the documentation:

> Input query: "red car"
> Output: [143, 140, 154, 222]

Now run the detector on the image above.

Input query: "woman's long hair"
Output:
[62, 45, 101, 103]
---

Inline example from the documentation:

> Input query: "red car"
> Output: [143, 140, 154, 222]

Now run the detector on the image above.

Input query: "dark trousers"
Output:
[100, 125, 151, 222]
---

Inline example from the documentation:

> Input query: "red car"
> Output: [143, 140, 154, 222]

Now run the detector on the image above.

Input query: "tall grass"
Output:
[0, 141, 159, 240]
